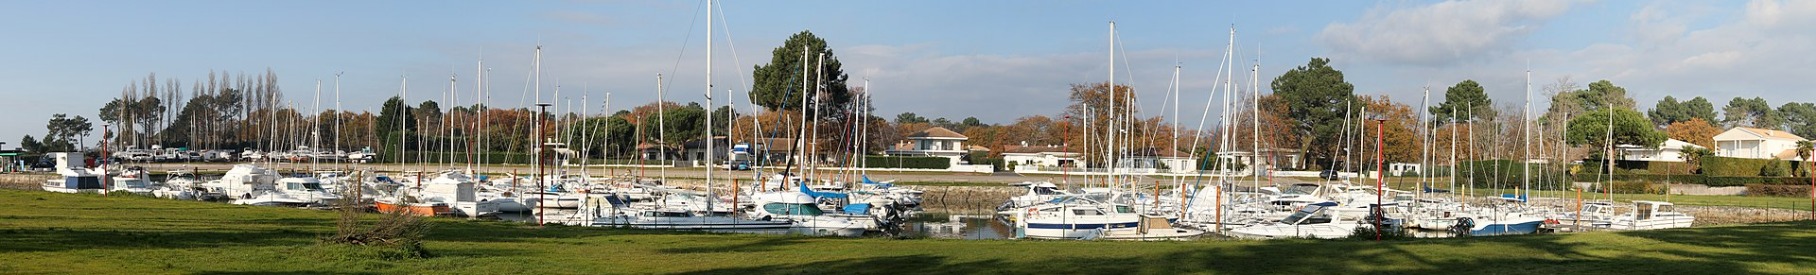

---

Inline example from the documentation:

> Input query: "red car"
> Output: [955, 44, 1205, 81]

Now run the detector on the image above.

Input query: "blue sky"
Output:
[3, 0, 1813, 148]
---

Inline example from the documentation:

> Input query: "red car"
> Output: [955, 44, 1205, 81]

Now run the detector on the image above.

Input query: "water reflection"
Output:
[897, 214, 1015, 240]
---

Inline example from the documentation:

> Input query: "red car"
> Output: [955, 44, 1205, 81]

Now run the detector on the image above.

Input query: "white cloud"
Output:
[1562, 0, 1816, 106]
[1318, 0, 1583, 66]
[1348, 0, 1816, 114]
[838, 44, 1229, 125]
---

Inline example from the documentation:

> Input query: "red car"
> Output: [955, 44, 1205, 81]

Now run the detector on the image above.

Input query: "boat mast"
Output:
[313, 79, 321, 173]
[1450, 110, 1459, 204]
[705, 0, 716, 213]
[334, 72, 343, 171]
[1419, 85, 1429, 200]
[1523, 67, 1532, 204]
[1604, 96, 1614, 204]
[1106, 21, 1115, 189]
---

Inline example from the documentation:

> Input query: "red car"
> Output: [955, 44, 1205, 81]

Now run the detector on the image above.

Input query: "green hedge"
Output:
[1700, 157, 1782, 177]
[1456, 160, 1568, 190]
[1582, 160, 1697, 176]
[1575, 173, 1812, 187]
[861, 156, 952, 169]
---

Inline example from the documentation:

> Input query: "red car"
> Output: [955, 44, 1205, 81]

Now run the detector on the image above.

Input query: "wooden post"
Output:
[1151, 180, 1161, 210]
[1214, 181, 1223, 233]
[1575, 185, 1583, 231]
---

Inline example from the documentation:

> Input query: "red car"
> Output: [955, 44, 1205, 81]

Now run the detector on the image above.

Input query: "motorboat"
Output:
[235, 175, 340, 207]
[1557, 201, 1694, 231]
[40, 153, 104, 194]
[746, 191, 872, 237]
[109, 166, 157, 195]
[1013, 196, 1198, 240]
[153, 170, 223, 200]
[998, 181, 1074, 211]
[1225, 202, 1361, 239]
[570, 194, 794, 232]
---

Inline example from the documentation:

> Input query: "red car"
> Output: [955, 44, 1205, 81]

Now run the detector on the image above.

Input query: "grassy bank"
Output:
[2, 190, 1813, 274]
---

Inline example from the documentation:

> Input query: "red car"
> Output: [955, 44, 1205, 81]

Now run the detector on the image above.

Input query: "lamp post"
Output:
[1374, 116, 1386, 241]
[100, 124, 110, 196]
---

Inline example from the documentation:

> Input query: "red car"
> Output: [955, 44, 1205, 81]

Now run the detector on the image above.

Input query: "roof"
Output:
[1774, 149, 1802, 161]
[907, 127, 968, 139]
[1618, 139, 1704, 150]
[749, 138, 797, 152]
[1130, 147, 1194, 158]
[1001, 145, 1077, 154]
[1716, 127, 1807, 142]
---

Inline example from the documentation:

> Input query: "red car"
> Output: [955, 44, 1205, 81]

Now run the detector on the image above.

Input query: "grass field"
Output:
[2, 190, 1813, 274]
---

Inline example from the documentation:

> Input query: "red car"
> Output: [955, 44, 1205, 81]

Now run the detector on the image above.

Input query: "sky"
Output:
[2, 0, 1813, 149]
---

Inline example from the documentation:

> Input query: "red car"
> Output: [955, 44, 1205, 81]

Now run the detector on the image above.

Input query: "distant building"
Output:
[1713, 127, 1806, 160]
[885, 127, 969, 167]
[1617, 138, 1704, 162]
[679, 136, 731, 164]
[1118, 148, 1198, 174]
[1002, 145, 1081, 172]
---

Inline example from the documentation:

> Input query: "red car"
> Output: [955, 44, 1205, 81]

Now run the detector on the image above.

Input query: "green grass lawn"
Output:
[2, 190, 1813, 274]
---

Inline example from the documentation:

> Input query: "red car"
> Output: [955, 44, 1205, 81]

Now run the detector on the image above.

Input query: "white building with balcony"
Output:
[1713, 127, 1806, 160]
[885, 127, 969, 167]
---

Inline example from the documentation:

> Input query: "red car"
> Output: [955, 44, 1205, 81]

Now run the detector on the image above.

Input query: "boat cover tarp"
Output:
[1498, 194, 1527, 202]
[864, 174, 893, 187]
[842, 203, 871, 215]
[798, 182, 849, 199]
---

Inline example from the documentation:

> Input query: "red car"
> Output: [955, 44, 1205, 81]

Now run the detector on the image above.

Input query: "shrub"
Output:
[1745, 184, 1813, 197]
[1345, 224, 1412, 241]
[1702, 157, 1776, 177]
[1459, 160, 1567, 190]
[322, 178, 432, 259]
[861, 156, 952, 169]
[1761, 160, 1790, 177]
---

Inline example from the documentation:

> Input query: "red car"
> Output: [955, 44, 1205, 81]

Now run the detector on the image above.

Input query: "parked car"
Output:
[1318, 170, 1342, 180]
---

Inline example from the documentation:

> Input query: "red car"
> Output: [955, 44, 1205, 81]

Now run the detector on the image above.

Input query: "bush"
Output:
[321, 182, 432, 259]
[861, 156, 952, 169]
[1702, 157, 1778, 177]
[1458, 160, 1567, 190]
[1761, 161, 1790, 177]
[1745, 184, 1813, 197]
[1345, 224, 1412, 241]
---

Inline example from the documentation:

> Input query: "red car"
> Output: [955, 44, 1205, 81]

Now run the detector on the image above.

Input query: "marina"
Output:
[4, 0, 1816, 273]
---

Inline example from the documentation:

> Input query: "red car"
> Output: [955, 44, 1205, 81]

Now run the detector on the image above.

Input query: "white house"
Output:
[1713, 127, 1806, 160]
[1002, 145, 1082, 172]
[884, 127, 969, 167]
[1118, 148, 1198, 174]
[1617, 138, 1704, 162]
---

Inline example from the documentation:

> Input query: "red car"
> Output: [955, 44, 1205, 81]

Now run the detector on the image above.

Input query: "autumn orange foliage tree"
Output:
[1666, 118, 1720, 148]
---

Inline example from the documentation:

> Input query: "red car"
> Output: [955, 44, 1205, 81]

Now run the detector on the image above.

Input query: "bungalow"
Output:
[1118, 148, 1198, 174]
[884, 127, 969, 167]
[1001, 144, 1082, 172]
[679, 136, 732, 165]
[1617, 138, 1704, 162]
[1713, 127, 1806, 160]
